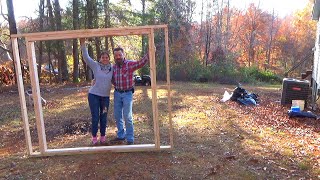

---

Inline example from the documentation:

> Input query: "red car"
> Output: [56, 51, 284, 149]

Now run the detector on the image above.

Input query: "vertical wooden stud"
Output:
[26, 39, 47, 153]
[148, 28, 160, 149]
[164, 27, 173, 148]
[11, 37, 33, 155]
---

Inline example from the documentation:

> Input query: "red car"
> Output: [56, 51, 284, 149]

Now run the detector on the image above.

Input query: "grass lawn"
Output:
[0, 81, 319, 179]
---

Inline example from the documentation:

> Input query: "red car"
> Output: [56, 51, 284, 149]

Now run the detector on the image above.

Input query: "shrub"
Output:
[167, 58, 282, 84]
[239, 66, 282, 84]
[170, 59, 209, 81]
[211, 60, 240, 84]
[256, 70, 282, 84]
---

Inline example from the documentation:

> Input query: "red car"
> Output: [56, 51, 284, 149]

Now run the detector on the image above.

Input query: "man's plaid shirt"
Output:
[112, 54, 149, 90]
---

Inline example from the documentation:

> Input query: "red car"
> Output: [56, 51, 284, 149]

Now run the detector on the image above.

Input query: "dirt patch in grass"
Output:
[0, 82, 319, 179]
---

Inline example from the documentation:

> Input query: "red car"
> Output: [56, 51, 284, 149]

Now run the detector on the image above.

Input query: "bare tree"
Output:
[92, 0, 101, 59]
[214, 0, 222, 48]
[54, 0, 69, 81]
[72, 0, 80, 82]
[37, 0, 45, 81]
[5, 0, 17, 83]
[246, 3, 260, 67]
[103, 0, 109, 50]
[85, 0, 94, 81]
[265, 9, 275, 70]
[46, 0, 58, 82]
[199, 0, 204, 61]
[6, 0, 16, 34]
[204, 0, 214, 66]
[141, 0, 147, 55]
[224, 0, 231, 51]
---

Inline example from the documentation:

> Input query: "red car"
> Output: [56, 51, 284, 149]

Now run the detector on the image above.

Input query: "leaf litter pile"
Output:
[0, 82, 319, 179]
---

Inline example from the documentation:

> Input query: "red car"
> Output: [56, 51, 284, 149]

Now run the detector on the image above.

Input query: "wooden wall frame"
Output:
[11, 25, 173, 157]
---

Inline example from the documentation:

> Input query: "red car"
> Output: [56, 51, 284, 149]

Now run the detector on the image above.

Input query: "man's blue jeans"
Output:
[114, 91, 134, 143]
[88, 93, 110, 137]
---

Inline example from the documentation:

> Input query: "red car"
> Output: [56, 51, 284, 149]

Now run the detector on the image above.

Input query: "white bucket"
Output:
[292, 100, 305, 111]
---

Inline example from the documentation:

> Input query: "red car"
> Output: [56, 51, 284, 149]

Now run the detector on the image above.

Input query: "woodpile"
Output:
[0, 65, 14, 85]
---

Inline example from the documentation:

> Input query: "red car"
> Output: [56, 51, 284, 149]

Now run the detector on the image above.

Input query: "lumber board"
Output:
[11, 25, 168, 41]
[29, 145, 171, 157]
[11, 37, 33, 155]
[26, 40, 47, 153]
[164, 27, 174, 148]
[148, 29, 160, 149]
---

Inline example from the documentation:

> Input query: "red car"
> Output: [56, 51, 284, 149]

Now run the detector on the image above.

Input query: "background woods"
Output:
[0, 0, 316, 85]
[1, 1, 320, 179]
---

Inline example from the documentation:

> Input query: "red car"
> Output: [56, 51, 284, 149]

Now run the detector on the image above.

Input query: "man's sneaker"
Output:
[127, 141, 134, 145]
[111, 137, 125, 141]
[110, 137, 125, 144]
[100, 136, 106, 144]
[91, 137, 98, 145]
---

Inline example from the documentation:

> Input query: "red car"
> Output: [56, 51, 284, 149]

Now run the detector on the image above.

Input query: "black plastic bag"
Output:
[231, 85, 259, 105]
[230, 86, 247, 101]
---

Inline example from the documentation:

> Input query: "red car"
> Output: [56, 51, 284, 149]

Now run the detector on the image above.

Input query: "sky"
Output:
[232, 0, 310, 17]
[0, 0, 311, 23]
[193, 0, 310, 22]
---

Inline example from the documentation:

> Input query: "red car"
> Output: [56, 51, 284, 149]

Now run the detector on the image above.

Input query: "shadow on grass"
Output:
[1, 82, 319, 179]
[13, 83, 183, 149]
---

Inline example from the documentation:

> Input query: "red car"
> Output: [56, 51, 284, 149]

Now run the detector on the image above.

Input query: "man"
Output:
[111, 47, 149, 145]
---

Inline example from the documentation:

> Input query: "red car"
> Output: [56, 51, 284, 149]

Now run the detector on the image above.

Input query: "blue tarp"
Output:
[288, 110, 318, 119]
[230, 86, 259, 106]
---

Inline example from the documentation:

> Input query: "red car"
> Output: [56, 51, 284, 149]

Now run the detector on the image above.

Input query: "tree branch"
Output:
[0, 41, 13, 61]
[0, 40, 10, 52]
[0, 0, 8, 21]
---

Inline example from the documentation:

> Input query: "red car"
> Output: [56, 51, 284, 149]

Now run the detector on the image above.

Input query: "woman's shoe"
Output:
[100, 136, 106, 144]
[91, 137, 98, 145]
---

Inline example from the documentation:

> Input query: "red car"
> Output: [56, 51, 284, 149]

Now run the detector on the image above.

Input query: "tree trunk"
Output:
[46, 0, 58, 83]
[141, 0, 147, 55]
[85, 0, 93, 81]
[248, 3, 260, 67]
[72, 0, 80, 82]
[6, 0, 17, 34]
[48, 53, 55, 83]
[46, 0, 55, 29]
[110, 37, 115, 51]
[215, 0, 222, 49]
[54, 0, 69, 82]
[93, 0, 101, 58]
[248, 24, 257, 67]
[199, 0, 204, 63]
[139, 0, 148, 75]
[224, 0, 231, 51]
[265, 9, 275, 70]
[38, 0, 45, 81]
[103, 0, 114, 54]
[204, 25, 212, 66]
[6, 0, 18, 84]
[104, 0, 110, 51]
[204, 0, 212, 66]
[248, 32, 254, 67]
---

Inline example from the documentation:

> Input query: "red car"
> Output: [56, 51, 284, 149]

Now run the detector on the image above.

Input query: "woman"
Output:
[80, 38, 113, 145]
